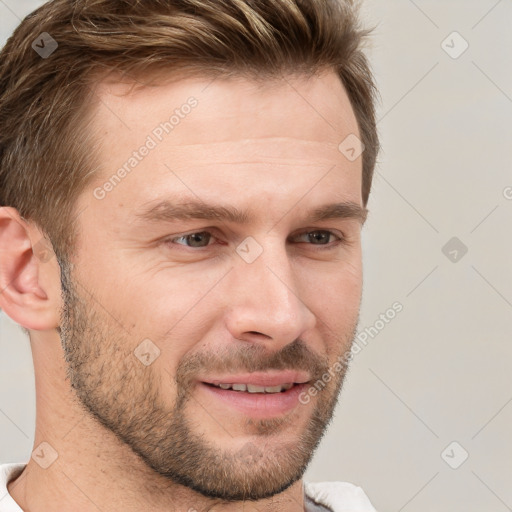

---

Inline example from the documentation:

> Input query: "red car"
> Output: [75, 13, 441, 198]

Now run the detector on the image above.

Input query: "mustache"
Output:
[175, 339, 331, 392]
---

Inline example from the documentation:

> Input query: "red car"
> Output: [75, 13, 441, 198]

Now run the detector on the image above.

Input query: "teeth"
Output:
[214, 382, 294, 393]
[263, 385, 283, 393]
[247, 384, 266, 393]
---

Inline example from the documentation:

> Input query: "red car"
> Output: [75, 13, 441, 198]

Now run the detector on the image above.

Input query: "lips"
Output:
[201, 371, 310, 390]
[197, 371, 312, 417]
[208, 382, 294, 393]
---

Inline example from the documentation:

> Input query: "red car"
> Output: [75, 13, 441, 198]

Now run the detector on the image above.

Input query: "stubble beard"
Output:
[58, 262, 356, 501]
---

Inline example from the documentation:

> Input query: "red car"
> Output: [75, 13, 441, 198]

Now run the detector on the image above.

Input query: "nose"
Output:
[223, 241, 317, 349]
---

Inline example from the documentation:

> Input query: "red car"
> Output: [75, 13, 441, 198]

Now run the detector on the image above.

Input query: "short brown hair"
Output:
[0, 0, 379, 264]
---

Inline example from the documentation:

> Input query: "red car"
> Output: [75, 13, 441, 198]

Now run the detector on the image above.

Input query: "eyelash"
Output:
[165, 229, 344, 250]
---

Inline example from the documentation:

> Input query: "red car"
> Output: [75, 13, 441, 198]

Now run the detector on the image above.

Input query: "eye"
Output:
[171, 231, 215, 248]
[166, 229, 343, 250]
[291, 230, 342, 246]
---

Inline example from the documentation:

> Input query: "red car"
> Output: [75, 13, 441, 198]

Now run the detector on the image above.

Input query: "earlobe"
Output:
[0, 207, 61, 331]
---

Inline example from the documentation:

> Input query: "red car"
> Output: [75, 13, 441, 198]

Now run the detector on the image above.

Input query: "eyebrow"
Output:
[134, 199, 368, 225]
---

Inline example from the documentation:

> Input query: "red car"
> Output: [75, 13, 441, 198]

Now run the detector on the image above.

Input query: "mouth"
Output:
[205, 382, 295, 393]
[197, 372, 311, 418]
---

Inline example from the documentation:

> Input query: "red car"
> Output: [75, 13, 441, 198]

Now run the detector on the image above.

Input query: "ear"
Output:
[0, 207, 61, 331]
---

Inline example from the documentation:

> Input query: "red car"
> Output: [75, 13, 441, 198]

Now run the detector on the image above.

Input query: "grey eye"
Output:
[174, 231, 213, 247]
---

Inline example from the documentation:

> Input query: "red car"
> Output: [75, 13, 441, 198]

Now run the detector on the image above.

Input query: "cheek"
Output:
[306, 262, 362, 356]
[100, 269, 220, 375]
[308, 261, 362, 316]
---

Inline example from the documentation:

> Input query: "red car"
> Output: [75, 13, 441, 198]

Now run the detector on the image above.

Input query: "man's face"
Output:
[60, 71, 364, 501]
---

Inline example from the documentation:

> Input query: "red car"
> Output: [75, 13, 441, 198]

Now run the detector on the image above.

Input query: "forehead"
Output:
[83, 71, 363, 223]
[90, 69, 360, 151]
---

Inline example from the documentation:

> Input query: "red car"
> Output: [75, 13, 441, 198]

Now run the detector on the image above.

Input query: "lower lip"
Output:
[198, 382, 310, 418]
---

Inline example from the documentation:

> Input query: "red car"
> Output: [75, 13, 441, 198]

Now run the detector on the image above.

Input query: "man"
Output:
[0, 0, 379, 510]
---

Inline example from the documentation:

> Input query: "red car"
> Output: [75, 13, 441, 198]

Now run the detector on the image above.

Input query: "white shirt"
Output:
[0, 463, 377, 511]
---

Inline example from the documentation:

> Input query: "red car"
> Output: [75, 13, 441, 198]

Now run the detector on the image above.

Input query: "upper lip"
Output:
[200, 371, 311, 387]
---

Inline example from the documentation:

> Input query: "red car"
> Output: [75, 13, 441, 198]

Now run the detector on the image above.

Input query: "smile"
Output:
[197, 372, 312, 418]
[207, 382, 294, 393]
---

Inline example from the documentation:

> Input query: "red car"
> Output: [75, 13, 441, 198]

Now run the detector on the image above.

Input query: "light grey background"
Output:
[1, 1, 511, 511]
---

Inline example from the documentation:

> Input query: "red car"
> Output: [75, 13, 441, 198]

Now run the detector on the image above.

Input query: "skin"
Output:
[0, 70, 365, 512]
